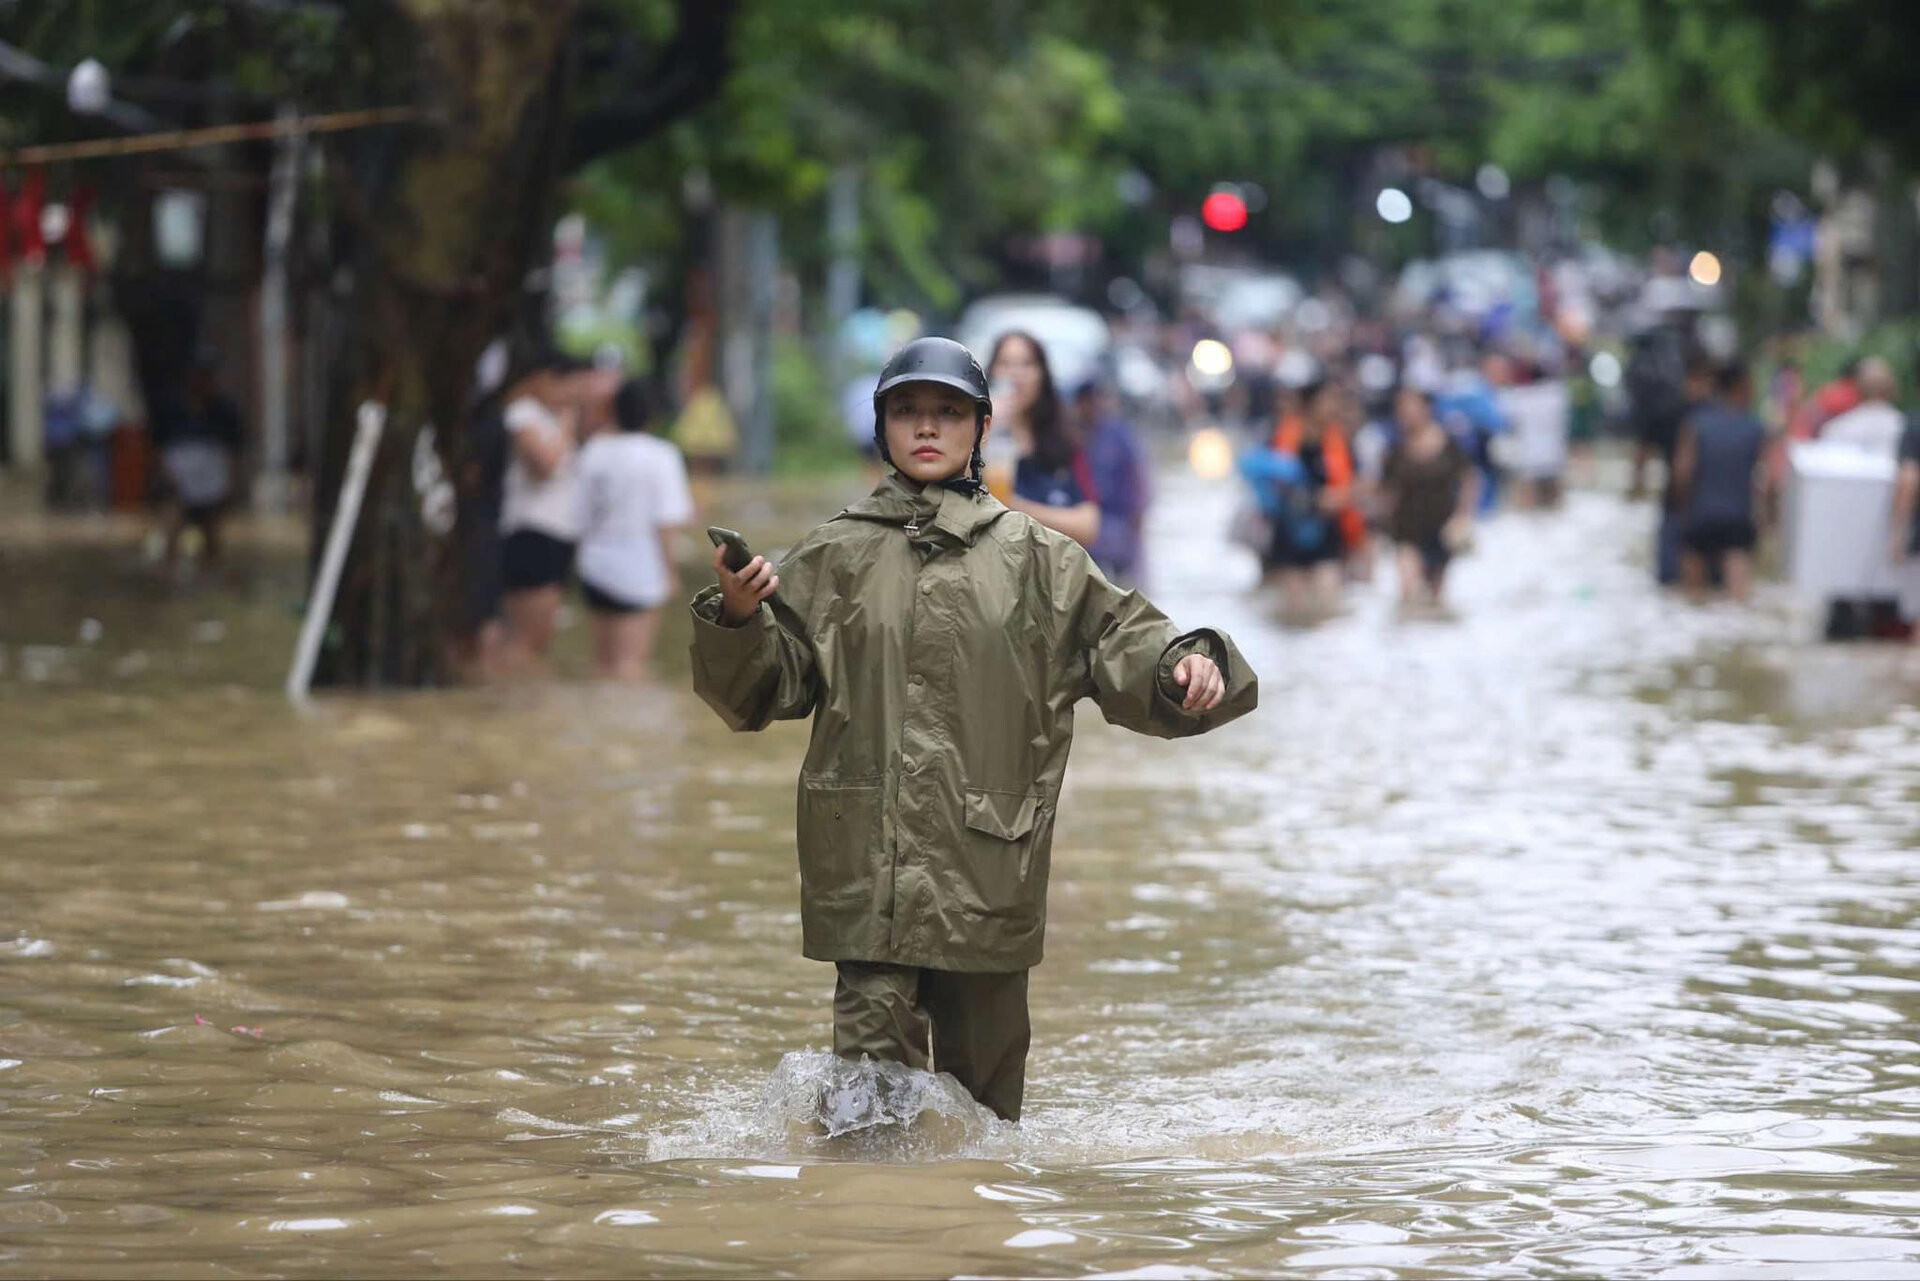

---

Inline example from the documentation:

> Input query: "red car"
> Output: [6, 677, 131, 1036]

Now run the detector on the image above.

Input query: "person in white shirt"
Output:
[1497, 362, 1572, 510]
[1820, 358, 1904, 456]
[576, 376, 695, 679]
[500, 357, 609, 674]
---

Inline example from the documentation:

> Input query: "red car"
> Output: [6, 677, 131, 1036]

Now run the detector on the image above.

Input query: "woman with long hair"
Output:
[986, 331, 1101, 547]
[498, 354, 609, 675]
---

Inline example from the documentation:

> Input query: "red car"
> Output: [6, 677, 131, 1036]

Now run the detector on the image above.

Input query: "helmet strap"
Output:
[871, 405, 990, 497]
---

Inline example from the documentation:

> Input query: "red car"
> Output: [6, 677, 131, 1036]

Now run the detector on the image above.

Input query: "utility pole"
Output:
[257, 103, 304, 513]
[8, 262, 43, 469]
[825, 165, 860, 388]
[745, 210, 777, 475]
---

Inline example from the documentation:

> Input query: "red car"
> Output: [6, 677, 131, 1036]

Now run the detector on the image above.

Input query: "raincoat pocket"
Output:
[964, 788, 1039, 840]
[798, 774, 883, 905]
[957, 787, 1043, 919]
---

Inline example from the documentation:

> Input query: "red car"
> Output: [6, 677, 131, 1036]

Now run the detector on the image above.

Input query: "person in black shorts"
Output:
[575, 377, 696, 679]
[1673, 359, 1767, 603]
[1262, 378, 1356, 618]
[498, 355, 611, 674]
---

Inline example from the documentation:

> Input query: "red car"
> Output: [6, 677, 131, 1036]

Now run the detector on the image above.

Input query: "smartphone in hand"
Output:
[706, 526, 755, 573]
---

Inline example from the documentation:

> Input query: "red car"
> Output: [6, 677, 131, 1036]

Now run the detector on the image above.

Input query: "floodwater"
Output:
[4, 468, 1920, 1279]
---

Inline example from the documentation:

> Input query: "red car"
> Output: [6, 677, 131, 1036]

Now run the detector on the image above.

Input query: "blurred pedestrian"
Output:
[1260, 377, 1357, 618]
[1672, 359, 1767, 604]
[1625, 321, 1691, 506]
[576, 375, 694, 680]
[1891, 414, 1920, 643]
[688, 335, 1258, 1123]
[1790, 355, 1862, 441]
[453, 393, 510, 681]
[1498, 356, 1571, 510]
[1331, 380, 1377, 584]
[152, 351, 244, 576]
[1071, 371, 1151, 584]
[1759, 339, 1806, 522]
[1765, 337, 1806, 434]
[1646, 352, 1717, 588]
[1382, 385, 1478, 610]
[499, 354, 594, 675]
[1433, 353, 1508, 518]
[1818, 357, 1902, 455]
[987, 331, 1101, 548]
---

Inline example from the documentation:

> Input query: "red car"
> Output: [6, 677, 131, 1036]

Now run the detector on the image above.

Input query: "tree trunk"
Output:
[314, 2, 576, 688]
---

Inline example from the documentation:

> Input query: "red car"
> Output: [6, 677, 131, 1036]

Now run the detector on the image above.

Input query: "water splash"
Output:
[765, 1051, 997, 1145]
[647, 1051, 1010, 1161]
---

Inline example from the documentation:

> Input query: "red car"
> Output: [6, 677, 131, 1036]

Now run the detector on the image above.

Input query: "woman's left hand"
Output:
[1172, 654, 1225, 711]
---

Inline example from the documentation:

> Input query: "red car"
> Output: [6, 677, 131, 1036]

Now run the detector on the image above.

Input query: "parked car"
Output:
[1177, 264, 1304, 333]
[1393, 250, 1536, 322]
[954, 294, 1111, 394]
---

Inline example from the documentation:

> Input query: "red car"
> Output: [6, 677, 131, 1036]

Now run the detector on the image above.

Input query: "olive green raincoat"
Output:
[690, 474, 1258, 972]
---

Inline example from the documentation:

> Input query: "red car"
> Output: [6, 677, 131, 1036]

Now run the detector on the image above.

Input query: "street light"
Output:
[65, 58, 110, 115]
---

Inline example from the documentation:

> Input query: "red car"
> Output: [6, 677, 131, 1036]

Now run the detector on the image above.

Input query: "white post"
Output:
[286, 400, 385, 703]
[8, 262, 44, 468]
[48, 263, 83, 394]
[87, 309, 143, 428]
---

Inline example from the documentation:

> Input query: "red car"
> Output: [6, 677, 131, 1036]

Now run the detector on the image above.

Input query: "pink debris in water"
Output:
[192, 1014, 264, 1038]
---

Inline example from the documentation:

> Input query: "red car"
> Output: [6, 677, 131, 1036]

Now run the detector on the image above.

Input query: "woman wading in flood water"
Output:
[688, 337, 1258, 1121]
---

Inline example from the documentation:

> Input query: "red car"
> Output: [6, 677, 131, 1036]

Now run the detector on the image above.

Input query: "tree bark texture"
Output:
[309, 0, 735, 687]
[315, 0, 577, 687]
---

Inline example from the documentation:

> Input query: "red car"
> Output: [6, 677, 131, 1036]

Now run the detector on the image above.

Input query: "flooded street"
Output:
[5, 469, 1920, 1278]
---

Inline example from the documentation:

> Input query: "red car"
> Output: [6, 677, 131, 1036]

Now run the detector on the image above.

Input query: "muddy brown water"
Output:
[3, 472, 1919, 1278]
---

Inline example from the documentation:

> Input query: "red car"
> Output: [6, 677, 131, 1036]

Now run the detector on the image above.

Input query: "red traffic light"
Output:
[1201, 189, 1248, 233]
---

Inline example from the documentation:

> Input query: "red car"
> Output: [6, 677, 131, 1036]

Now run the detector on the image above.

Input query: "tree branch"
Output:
[564, 0, 736, 171]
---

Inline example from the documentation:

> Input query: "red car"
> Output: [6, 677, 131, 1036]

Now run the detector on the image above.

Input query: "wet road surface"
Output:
[3, 469, 1919, 1277]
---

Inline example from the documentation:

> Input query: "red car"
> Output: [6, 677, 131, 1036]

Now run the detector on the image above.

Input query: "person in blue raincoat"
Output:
[1433, 355, 1509, 516]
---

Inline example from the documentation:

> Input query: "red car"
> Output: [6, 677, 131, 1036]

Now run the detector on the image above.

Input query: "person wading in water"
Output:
[688, 337, 1259, 1121]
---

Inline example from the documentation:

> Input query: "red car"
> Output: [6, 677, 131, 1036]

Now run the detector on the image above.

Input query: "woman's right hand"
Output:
[715, 545, 778, 626]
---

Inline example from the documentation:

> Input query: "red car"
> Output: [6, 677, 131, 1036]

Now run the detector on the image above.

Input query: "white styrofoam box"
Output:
[1782, 440, 1920, 604]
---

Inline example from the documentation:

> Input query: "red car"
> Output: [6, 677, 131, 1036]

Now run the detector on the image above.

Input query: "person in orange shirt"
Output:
[1791, 356, 1862, 441]
[1263, 378, 1362, 618]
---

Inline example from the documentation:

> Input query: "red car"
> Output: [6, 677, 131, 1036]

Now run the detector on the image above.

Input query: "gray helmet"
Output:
[872, 336, 991, 411]
[871, 337, 992, 493]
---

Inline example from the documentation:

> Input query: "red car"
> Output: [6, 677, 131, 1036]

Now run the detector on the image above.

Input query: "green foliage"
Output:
[17, 0, 1920, 330]
[770, 336, 861, 475]
[554, 0, 1882, 315]
[1796, 319, 1920, 407]
[556, 315, 650, 372]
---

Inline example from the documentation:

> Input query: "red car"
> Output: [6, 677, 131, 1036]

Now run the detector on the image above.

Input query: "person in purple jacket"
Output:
[1071, 371, 1152, 585]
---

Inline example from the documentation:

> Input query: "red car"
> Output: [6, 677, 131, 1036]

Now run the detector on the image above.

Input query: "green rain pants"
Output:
[832, 961, 1031, 1122]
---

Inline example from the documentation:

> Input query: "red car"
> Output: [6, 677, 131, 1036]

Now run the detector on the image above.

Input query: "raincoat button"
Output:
[903, 757, 918, 774]
[919, 580, 932, 595]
